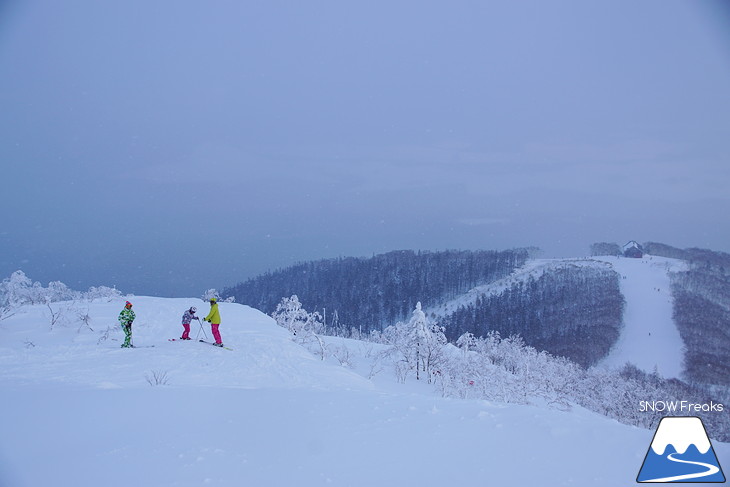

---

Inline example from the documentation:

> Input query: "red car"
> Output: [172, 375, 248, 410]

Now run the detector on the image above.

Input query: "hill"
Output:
[2, 296, 727, 486]
[434, 258, 624, 367]
[223, 249, 530, 334]
[223, 245, 730, 386]
[224, 250, 626, 368]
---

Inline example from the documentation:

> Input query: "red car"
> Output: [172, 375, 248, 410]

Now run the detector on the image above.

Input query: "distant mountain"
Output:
[223, 244, 730, 385]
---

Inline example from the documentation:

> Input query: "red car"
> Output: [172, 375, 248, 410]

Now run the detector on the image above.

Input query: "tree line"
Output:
[272, 296, 730, 442]
[441, 264, 625, 367]
[661, 246, 730, 386]
[628, 242, 730, 386]
[224, 249, 530, 334]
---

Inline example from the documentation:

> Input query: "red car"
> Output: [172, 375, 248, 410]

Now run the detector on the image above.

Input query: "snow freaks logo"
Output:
[640, 401, 724, 413]
[637, 416, 726, 483]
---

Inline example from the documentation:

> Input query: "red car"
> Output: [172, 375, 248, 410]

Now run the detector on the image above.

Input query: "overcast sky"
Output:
[1, 0, 729, 297]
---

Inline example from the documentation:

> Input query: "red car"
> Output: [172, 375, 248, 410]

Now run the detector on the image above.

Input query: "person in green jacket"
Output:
[204, 297, 223, 346]
[118, 301, 136, 348]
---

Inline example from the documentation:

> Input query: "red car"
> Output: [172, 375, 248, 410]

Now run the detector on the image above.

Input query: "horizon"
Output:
[2, 240, 722, 298]
[2, 1, 729, 297]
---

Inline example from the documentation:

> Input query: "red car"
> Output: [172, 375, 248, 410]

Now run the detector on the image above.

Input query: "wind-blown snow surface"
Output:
[0, 297, 726, 486]
[595, 255, 687, 379]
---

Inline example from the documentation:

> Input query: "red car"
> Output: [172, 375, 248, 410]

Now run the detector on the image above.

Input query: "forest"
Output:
[224, 249, 529, 334]
[227, 242, 730, 382]
[653, 244, 730, 386]
[225, 249, 625, 367]
[440, 264, 624, 367]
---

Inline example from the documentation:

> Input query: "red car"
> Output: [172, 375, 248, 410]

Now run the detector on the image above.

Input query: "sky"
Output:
[1, 0, 729, 297]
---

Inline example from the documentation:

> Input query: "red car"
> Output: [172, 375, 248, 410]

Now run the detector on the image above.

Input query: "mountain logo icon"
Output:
[637, 416, 726, 483]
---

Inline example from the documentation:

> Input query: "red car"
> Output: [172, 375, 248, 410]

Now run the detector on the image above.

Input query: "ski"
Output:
[199, 339, 233, 351]
[168, 338, 192, 341]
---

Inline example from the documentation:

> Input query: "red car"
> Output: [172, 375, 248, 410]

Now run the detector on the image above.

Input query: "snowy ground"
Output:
[0, 297, 726, 486]
[594, 255, 687, 379]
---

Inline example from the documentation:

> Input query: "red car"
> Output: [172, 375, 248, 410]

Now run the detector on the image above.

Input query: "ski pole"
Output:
[195, 317, 208, 340]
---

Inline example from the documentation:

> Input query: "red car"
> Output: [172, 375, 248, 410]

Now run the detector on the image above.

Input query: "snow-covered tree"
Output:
[383, 302, 447, 382]
[455, 332, 478, 354]
[272, 295, 323, 335]
[1, 271, 129, 319]
[201, 289, 220, 302]
[1, 271, 84, 306]
[1, 270, 36, 307]
[47, 281, 78, 302]
[271, 295, 326, 357]
[83, 286, 122, 302]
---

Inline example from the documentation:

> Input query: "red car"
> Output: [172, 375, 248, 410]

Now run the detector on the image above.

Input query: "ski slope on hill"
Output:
[594, 255, 687, 379]
[427, 258, 612, 319]
[0, 297, 726, 487]
[428, 255, 687, 379]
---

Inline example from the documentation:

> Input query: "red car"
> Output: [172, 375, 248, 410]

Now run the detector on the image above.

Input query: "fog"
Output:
[1, 1, 729, 296]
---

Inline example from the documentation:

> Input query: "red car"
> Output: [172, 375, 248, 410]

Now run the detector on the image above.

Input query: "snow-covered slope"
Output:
[0, 297, 726, 487]
[429, 255, 688, 379]
[594, 255, 687, 379]
[0, 297, 371, 391]
[426, 258, 613, 319]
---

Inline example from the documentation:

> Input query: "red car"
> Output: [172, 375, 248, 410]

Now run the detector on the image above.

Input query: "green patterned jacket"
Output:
[118, 308, 135, 326]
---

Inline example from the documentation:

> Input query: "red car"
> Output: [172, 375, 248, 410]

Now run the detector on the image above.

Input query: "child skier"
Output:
[204, 298, 223, 347]
[180, 306, 197, 340]
[118, 301, 136, 348]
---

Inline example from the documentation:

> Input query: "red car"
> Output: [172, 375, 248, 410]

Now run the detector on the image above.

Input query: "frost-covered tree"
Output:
[271, 295, 326, 357]
[201, 289, 235, 303]
[1, 270, 37, 306]
[455, 332, 478, 354]
[383, 302, 447, 382]
[411, 302, 447, 381]
[1, 271, 82, 306]
[201, 289, 220, 302]
[83, 286, 122, 302]
[272, 295, 323, 335]
[1, 271, 128, 318]
[590, 242, 621, 256]
[47, 281, 78, 302]
[437, 330, 581, 407]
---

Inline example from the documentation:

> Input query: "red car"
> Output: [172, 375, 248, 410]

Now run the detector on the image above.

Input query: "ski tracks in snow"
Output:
[596, 256, 687, 379]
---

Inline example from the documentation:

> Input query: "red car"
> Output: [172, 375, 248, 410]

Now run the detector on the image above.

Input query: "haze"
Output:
[1, 1, 729, 296]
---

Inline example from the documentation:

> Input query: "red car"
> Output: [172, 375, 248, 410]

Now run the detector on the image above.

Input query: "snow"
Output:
[429, 255, 689, 380]
[0, 296, 726, 486]
[426, 258, 613, 319]
[594, 255, 687, 379]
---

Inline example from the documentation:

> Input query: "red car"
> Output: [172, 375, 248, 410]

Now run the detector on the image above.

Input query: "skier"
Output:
[180, 306, 198, 340]
[118, 301, 136, 348]
[204, 297, 223, 347]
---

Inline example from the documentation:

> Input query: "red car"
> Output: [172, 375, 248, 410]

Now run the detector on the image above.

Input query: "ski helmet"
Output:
[125, 301, 132, 308]
[190, 306, 197, 312]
